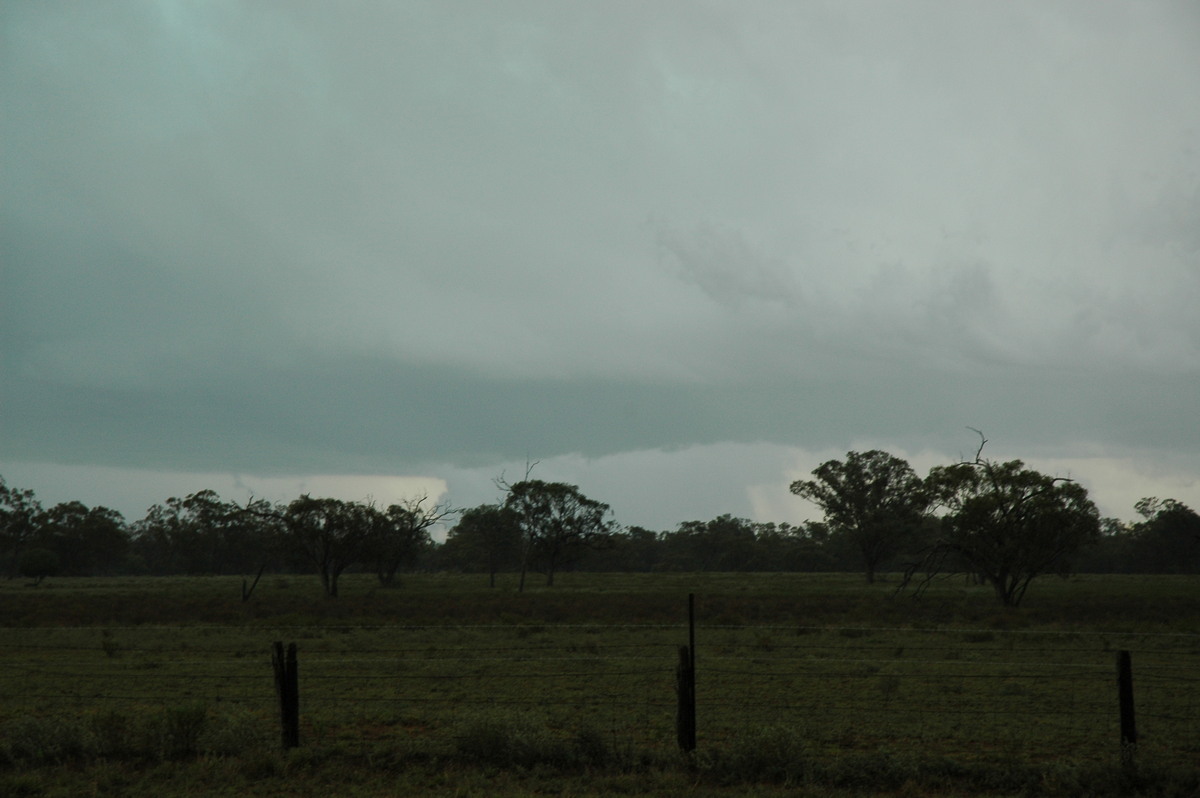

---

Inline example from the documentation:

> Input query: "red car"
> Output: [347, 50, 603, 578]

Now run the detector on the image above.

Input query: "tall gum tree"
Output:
[790, 450, 930, 583]
[501, 479, 616, 591]
[907, 434, 1101, 606]
[362, 496, 452, 587]
[280, 496, 372, 598]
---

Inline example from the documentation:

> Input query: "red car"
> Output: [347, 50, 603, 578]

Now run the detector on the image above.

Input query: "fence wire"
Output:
[1, 623, 1196, 766]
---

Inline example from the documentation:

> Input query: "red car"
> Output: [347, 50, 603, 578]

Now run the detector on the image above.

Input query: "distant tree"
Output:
[129, 501, 183, 574]
[790, 450, 930, 583]
[1129, 498, 1200, 574]
[905, 433, 1101, 606]
[755, 521, 841, 572]
[501, 480, 617, 591]
[663, 515, 762, 571]
[361, 496, 452, 587]
[36, 501, 129, 576]
[1, 477, 43, 578]
[131, 490, 279, 575]
[590, 526, 663, 572]
[280, 496, 373, 597]
[441, 504, 522, 587]
[18, 547, 60, 586]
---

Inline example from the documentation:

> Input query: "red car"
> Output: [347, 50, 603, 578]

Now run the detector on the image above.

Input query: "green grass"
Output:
[1, 572, 1198, 796]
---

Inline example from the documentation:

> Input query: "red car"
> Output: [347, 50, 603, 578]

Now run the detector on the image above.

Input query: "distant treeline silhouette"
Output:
[3, 473, 1197, 581]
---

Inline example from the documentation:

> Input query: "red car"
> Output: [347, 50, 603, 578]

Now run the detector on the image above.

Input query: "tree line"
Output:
[3, 440, 1197, 604]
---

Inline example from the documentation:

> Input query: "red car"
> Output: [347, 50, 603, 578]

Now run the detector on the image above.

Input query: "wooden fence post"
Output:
[1117, 650, 1136, 771]
[273, 641, 300, 749]
[676, 644, 696, 753]
[676, 593, 697, 753]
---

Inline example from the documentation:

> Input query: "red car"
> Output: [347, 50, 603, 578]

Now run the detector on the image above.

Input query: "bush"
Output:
[700, 724, 811, 784]
[3, 703, 272, 769]
[454, 711, 568, 768]
[88, 708, 137, 758]
[453, 711, 613, 770]
[85, 703, 209, 761]
[198, 706, 273, 757]
[154, 702, 208, 760]
[0, 715, 93, 765]
[18, 548, 60, 586]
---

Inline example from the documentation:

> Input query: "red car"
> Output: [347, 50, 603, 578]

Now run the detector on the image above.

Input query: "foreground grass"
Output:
[2, 572, 1198, 796]
[3, 737, 1197, 798]
[3, 571, 1199, 629]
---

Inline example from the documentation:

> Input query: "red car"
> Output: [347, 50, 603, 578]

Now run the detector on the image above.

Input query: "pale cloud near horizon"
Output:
[3, 1, 1198, 531]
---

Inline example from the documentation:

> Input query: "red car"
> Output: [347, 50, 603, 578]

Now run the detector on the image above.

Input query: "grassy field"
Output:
[1, 572, 1198, 796]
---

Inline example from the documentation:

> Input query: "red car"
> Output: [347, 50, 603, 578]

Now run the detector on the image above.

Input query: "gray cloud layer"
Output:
[3, 1, 1198, 525]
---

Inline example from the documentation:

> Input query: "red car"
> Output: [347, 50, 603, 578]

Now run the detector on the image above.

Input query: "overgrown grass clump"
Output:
[0, 703, 272, 768]
[452, 710, 617, 770]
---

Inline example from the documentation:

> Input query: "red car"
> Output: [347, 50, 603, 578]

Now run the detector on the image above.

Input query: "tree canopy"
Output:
[790, 450, 930, 583]
[501, 479, 616, 590]
[908, 440, 1101, 606]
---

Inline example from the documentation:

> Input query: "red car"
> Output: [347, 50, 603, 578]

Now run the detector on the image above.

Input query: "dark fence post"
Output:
[676, 593, 697, 753]
[273, 641, 300, 749]
[676, 644, 696, 753]
[1117, 650, 1136, 771]
[688, 593, 696, 745]
[688, 592, 696, 686]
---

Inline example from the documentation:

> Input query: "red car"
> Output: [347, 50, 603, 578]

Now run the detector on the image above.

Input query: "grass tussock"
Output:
[691, 724, 1200, 796]
[0, 703, 273, 768]
[452, 710, 618, 771]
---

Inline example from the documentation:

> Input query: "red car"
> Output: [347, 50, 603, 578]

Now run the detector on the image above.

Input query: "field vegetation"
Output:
[1, 572, 1198, 797]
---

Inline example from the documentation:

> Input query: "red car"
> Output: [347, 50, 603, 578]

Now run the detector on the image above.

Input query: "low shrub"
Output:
[699, 724, 810, 784]
[452, 711, 614, 770]
[198, 706, 273, 757]
[0, 715, 93, 766]
[453, 711, 568, 768]
[154, 702, 208, 760]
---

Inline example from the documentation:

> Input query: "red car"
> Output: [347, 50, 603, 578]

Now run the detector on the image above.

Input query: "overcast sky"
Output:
[3, 1, 1198, 534]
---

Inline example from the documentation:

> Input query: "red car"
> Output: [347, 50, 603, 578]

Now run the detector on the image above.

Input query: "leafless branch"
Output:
[966, 427, 987, 463]
[494, 458, 540, 493]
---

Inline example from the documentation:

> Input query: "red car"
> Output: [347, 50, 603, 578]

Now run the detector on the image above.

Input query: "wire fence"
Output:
[1, 622, 1197, 768]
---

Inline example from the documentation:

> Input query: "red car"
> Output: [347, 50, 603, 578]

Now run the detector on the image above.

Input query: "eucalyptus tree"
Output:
[790, 450, 930, 583]
[18, 548, 60, 585]
[361, 495, 452, 587]
[501, 479, 616, 591]
[0, 477, 42, 578]
[1129, 497, 1200, 573]
[906, 434, 1101, 606]
[663, 515, 763, 571]
[132, 490, 278, 575]
[441, 504, 522, 587]
[35, 501, 128, 575]
[280, 495, 373, 597]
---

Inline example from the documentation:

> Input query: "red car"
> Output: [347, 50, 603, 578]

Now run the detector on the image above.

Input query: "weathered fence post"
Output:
[1117, 650, 1136, 772]
[676, 593, 697, 753]
[272, 641, 300, 749]
[676, 644, 696, 753]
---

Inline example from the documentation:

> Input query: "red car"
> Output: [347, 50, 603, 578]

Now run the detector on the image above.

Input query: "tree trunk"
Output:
[377, 564, 399, 587]
[993, 576, 1017, 607]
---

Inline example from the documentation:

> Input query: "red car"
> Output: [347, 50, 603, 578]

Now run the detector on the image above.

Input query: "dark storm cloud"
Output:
[2, 1, 1199, 525]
